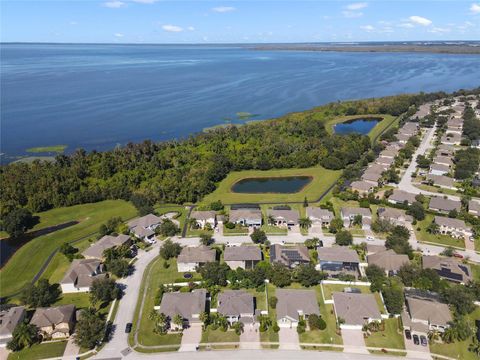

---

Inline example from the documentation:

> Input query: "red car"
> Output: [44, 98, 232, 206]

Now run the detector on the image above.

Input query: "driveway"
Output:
[341, 328, 368, 354]
[240, 322, 260, 349]
[403, 331, 431, 359]
[179, 324, 202, 352]
[63, 336, 80, 357]
[278, 326, 300, 350]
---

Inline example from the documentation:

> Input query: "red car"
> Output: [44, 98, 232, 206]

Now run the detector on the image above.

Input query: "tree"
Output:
[209, 200, 224, 211]
[90, 278, 120, 306]
[328, 218, 344, 233]
[59, 243, 79, 261]
[1, 208, 37, 238]
[385, 226, 412, 257]
[173, 314, 184, 330]
[303, 197, 309, 208]
[448, 209, 458, 218]
[335, 230, 353, 246]
[268, 263, 292, 287]
[7, 323, 39, 351]
[156, 219, 180, 237]
[308, 314, 326, 330]
[371, 218, 394, 234]
[20, 279, 61, 307]
[382, 286, 404, 314]
[442, 285, 476, 315]
[304, 238, 320, 249]
[232, 321, 244, 335]
[98, 217, 123, 237]
[130, 193, 154, 216]
[469, 337, 480, 357]
[199, 234, 214, 246]
[74, 308, 105, 349]
[107, 258, 130, 277]
[366, 265, 386, 292]
[427, 221, 440, 235]
[294, 263, 324, 287]
[298, 217, 312, 230]
[198, 262, 230, 286]
[352, 214, 363, 226]
[250, 228, 267, 244]
[268, 296, 278, 309]
[160, 239, 182, 260]
[407, 201, 425, 221]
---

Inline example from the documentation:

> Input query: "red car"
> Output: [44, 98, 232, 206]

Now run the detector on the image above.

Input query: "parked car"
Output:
[453, 253, 464, 259]
[420, 335, 427, 347]
[125, 323, 133, 333]
[405, 329, 412, 340]
[413, 334, 420, 345]
[366, 236, 374, 241]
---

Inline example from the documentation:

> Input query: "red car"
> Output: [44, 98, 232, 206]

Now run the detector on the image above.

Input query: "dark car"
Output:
[413, 334, 420, 345]
[125, 323, 133, 333]
[420, 335, 427, 347]
[405, 329, 412, 340]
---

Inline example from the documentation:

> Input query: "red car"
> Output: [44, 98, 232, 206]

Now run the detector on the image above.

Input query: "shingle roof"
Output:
[177, 245, 216, 264]
[229, 209, 262, 223]
[429, 197, 461, 212]
[82, 234, 130, 259]
[190, 211, 216, 221]
[469, 200, 480, 214]
[426, 174, 455, 188]
[270, 244, 310, 266]
[30, 305, 75, 328]
[159, 289, 207, 321]
[377, 207, 412, 223]
[434, 216, 470, 231]
[422, 255, 471, 283]
[0, 306, 26, 336]
[306, 207, 334, 221]
[217, 290, 254, 317]
[266, 209, 300, 223]
[389, 190, 416, 204]
[317, 247, 360, 263]
[406, 297, 452, 326]
[224, 246, 262, 262]
[61, 258, 103, 287]
[333, 292, 381, 326]
[351, 180, 375, 191]
[127, 214, 162, 229]
[341, 207, 372, 218]
[276, 289, 320, 321]
[367, 249, 410, 272]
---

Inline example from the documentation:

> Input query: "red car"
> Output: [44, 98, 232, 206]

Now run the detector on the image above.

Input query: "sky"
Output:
[1, 1, 480, 43]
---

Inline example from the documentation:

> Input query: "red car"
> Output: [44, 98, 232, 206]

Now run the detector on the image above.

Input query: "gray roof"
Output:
[366, 244, 387, 255]
[389, 190, 416, 204]
[318, 247, 360, 263]
[190, 211, 216, 221]
[177, 245, 216, 264]
[395, 133, 411, 141]
[426, 174, 455, 188]
[429, 197, 461, 212]
[351, 180, 375, 191]
[434, 216, 470, 231]
[430, 163, 450, 173]
[366, 164, 389, 173]
[229, 209, 262, 223]
[367, 249, 410, 272]
[433, 156, 453, 166]
[128, 214, 162, 229]
[361, 170, 382, 182]
[0, 306, 26, 336]
[82, 234, 130, 259]
[306, 207, 334, 221]
[376, 156, 395, 165]
[217, 290, 254, 317]
[422, 255, 471, 283]
[270, 244, 310, 266]
[405, 297, 452, 326]
[379, 150, 398, 158]
[276, 289, 320, 321]
[377, 207, 413, 223]
[469, 200, 480, 214]
[224, 246, 262, 262]
[266, 209, 300, 223]
[341, 207, 372, 218]
[61, 258, 103, 287]
[332, 292, 381, 326]
[30, 305, 76, 328]
[159, 289, 207, 321]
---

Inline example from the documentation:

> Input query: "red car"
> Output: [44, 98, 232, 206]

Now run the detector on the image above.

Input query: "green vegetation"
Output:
[1, 200, 136, 297]
[26, 145, 67, 153]
[260, 283, 280, 348]
[414, 213, 465, 249]
[201, 328, 239, 343]
[201, 167, 341, 205]
[364, 318, 405, 350]
[7, 341, 67, 360]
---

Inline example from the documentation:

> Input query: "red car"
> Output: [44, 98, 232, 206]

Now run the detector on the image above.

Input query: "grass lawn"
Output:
[260, 283, 279, 347]
[201, 327, 239, 343]
[260, 225, 287, 235]
[199, 167, 341, 205]
[414, 214, 465, 249]
[416, 184, 460, 197]
[364, 318, 405, 350]
[223, 224, 249, 235]
[1, 200, 137, 297]
[54, 293, 91, 309]
[186, 228, 214, 237]
[8, 341, 67, 360]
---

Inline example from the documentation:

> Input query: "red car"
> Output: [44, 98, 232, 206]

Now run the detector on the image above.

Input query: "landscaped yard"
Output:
[260, 283, 279, 348]
[364, 318, 405, 350]
[1, 200, 137, 297]
[199, 167, 341, 205]
[321, 283, 386, 314]
[223, 224, 249, 235]
[8, 341, 67, 360]
[414, 214, 465, 249]
[260, 225, 287, 235]
[201, 327, 239, 343]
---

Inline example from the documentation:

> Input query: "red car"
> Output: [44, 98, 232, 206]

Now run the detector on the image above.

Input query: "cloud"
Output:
[471, 3, 480, 14]
[162, 24, 183, 32]
[409, 15, 432, 26]
[103, 1, 126, 8]
[345, 2, 368, 11]
[342, 11, 363, 18]
[212, 6, 236, 13]
[428, 27, 451, 34]
[114, 33, 124, 37]
[187, 26, 195, 31]
[398, 23, 415, 29]
[360, 25, 375, 32]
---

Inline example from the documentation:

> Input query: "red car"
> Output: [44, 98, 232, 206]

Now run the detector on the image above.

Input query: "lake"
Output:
[333, 118, 381, 135]
[2, 44, 480, 161]
[232, 176, 312, 194]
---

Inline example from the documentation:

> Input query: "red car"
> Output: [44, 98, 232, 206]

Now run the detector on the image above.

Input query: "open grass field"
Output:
[1, 200, 137, 297]
[364, 318, 405, 350]
[8, 341, 67, 360]
[414, 214, 465, 249]
[200, 167, 341, 206]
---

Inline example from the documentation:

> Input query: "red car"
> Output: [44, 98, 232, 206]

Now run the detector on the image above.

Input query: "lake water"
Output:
[333, 118, 381, 135]
[232, 176, 312, 193]
[2, 44, 480, 161]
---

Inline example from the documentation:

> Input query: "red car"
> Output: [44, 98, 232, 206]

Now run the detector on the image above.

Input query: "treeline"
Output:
[1, 89, 478, 218]
[463, 105, 480, 142]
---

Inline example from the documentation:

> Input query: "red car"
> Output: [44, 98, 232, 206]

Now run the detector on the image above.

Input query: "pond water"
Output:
[231, 176, 312, 194]
[333, 118, 382, 135]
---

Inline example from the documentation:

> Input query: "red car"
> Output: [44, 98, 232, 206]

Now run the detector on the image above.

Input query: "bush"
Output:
[272, 323, 280, 333]
[308, 314, 327, 330]
[225, 222, 236, 229]
[250, 228, 267, 244]
[269, 296, 278, 309]
[335, 230, 353, 246]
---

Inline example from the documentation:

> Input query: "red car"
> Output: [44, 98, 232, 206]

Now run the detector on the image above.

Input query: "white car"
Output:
[366, 236, 375, 241]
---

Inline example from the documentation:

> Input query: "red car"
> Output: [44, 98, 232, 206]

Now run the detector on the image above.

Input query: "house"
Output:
[224, 246, 262, 270]
[446, 119, 463, 134]
[366, 163, 390, 173]
[361, 168, 383, 184]
[190, 211, 216, 229]
[276, 289, 320, 328]
[266, 209, 300, 227]
[159, 289, 207, 330]
[422, 255, 472, 284]
[429, 163, 450, 176]
[229, 209, 262, 227]
[434, 216, 473, 240]
[388, 189, 416, 205]
[400, 122, 420, 134]
[469, 200, 480, 216]
[340, 207, 372, 230]
[411, 104, 431, 120]
[332, 292, 382, 329]
[366, 244, 387, 255]
[379, 149, 398, 159]
[377, 207, 413, 226]
[60, 259, 105, 293]
[317, 247, 360, 277]
[177, 245, 216, 272]
[128, 213, 162, 241]
[350, 180, 375, 194]
[367, 249, 410, 276]
[395, 133, 411, 144]
[425, 174, 456, 190]
[270, 244, 310, 268]
[429, 196, 461, 214]
[402, 295, 452, 334]
[433, 156, 453, 168]
[441, 133, 462, 146]
[306, 207, 334, 227]
[376, 156, 395, 167]
[217, 290, 255, 325]
[30, 305, 76, 340]
[0, 306, 26, 347]
[437, 144, 455, 157]
[82, 234, 131, 260]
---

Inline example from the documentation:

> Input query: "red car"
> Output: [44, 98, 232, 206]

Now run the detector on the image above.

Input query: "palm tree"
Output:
[298, 217, 312, 229]
[441, 327, 457, 344]
[12, 323, 38, 349]
[153, 312, 167, 334]
[469, 338, 480, 357]
[267, 215, 275, 226]
[173, 314, 184, 330]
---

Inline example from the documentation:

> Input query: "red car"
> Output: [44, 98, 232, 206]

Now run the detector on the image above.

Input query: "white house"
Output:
[190, 210, 216, 229]
[60, 259, 105, 293]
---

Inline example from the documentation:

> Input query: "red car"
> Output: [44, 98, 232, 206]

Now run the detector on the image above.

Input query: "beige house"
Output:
[224, 246, 262, 270]
[217, 290, 255, 325]
[340, 207, 372, 230]
[159, 289, 207, 330]
[367, 249, 410, 276]
[266, 209, 300, 227]
[177, 245, 216, 272]
[429, 197, 461, 214]
[388, 190, 416, 205]
[30, 305, 76, 340]
[377, 207, 412, 227]
[434, 216, 473, 240]
[425, 174, 456, 190]
[332, 292, 382, 329]
[276, 289, 320, 328]
[82, 234, 131, 260]
[402, 296, 452, 334]
[127, 213, 162, 241]
[306, 207, 334, 227]
[0, 306, 26, 347]
[270, 244, 310, 268]
[423, 255, 472, 284]
[60, 258, 105, 293]
[469, 200, 480, 216]
[350, 180, 375, 194]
